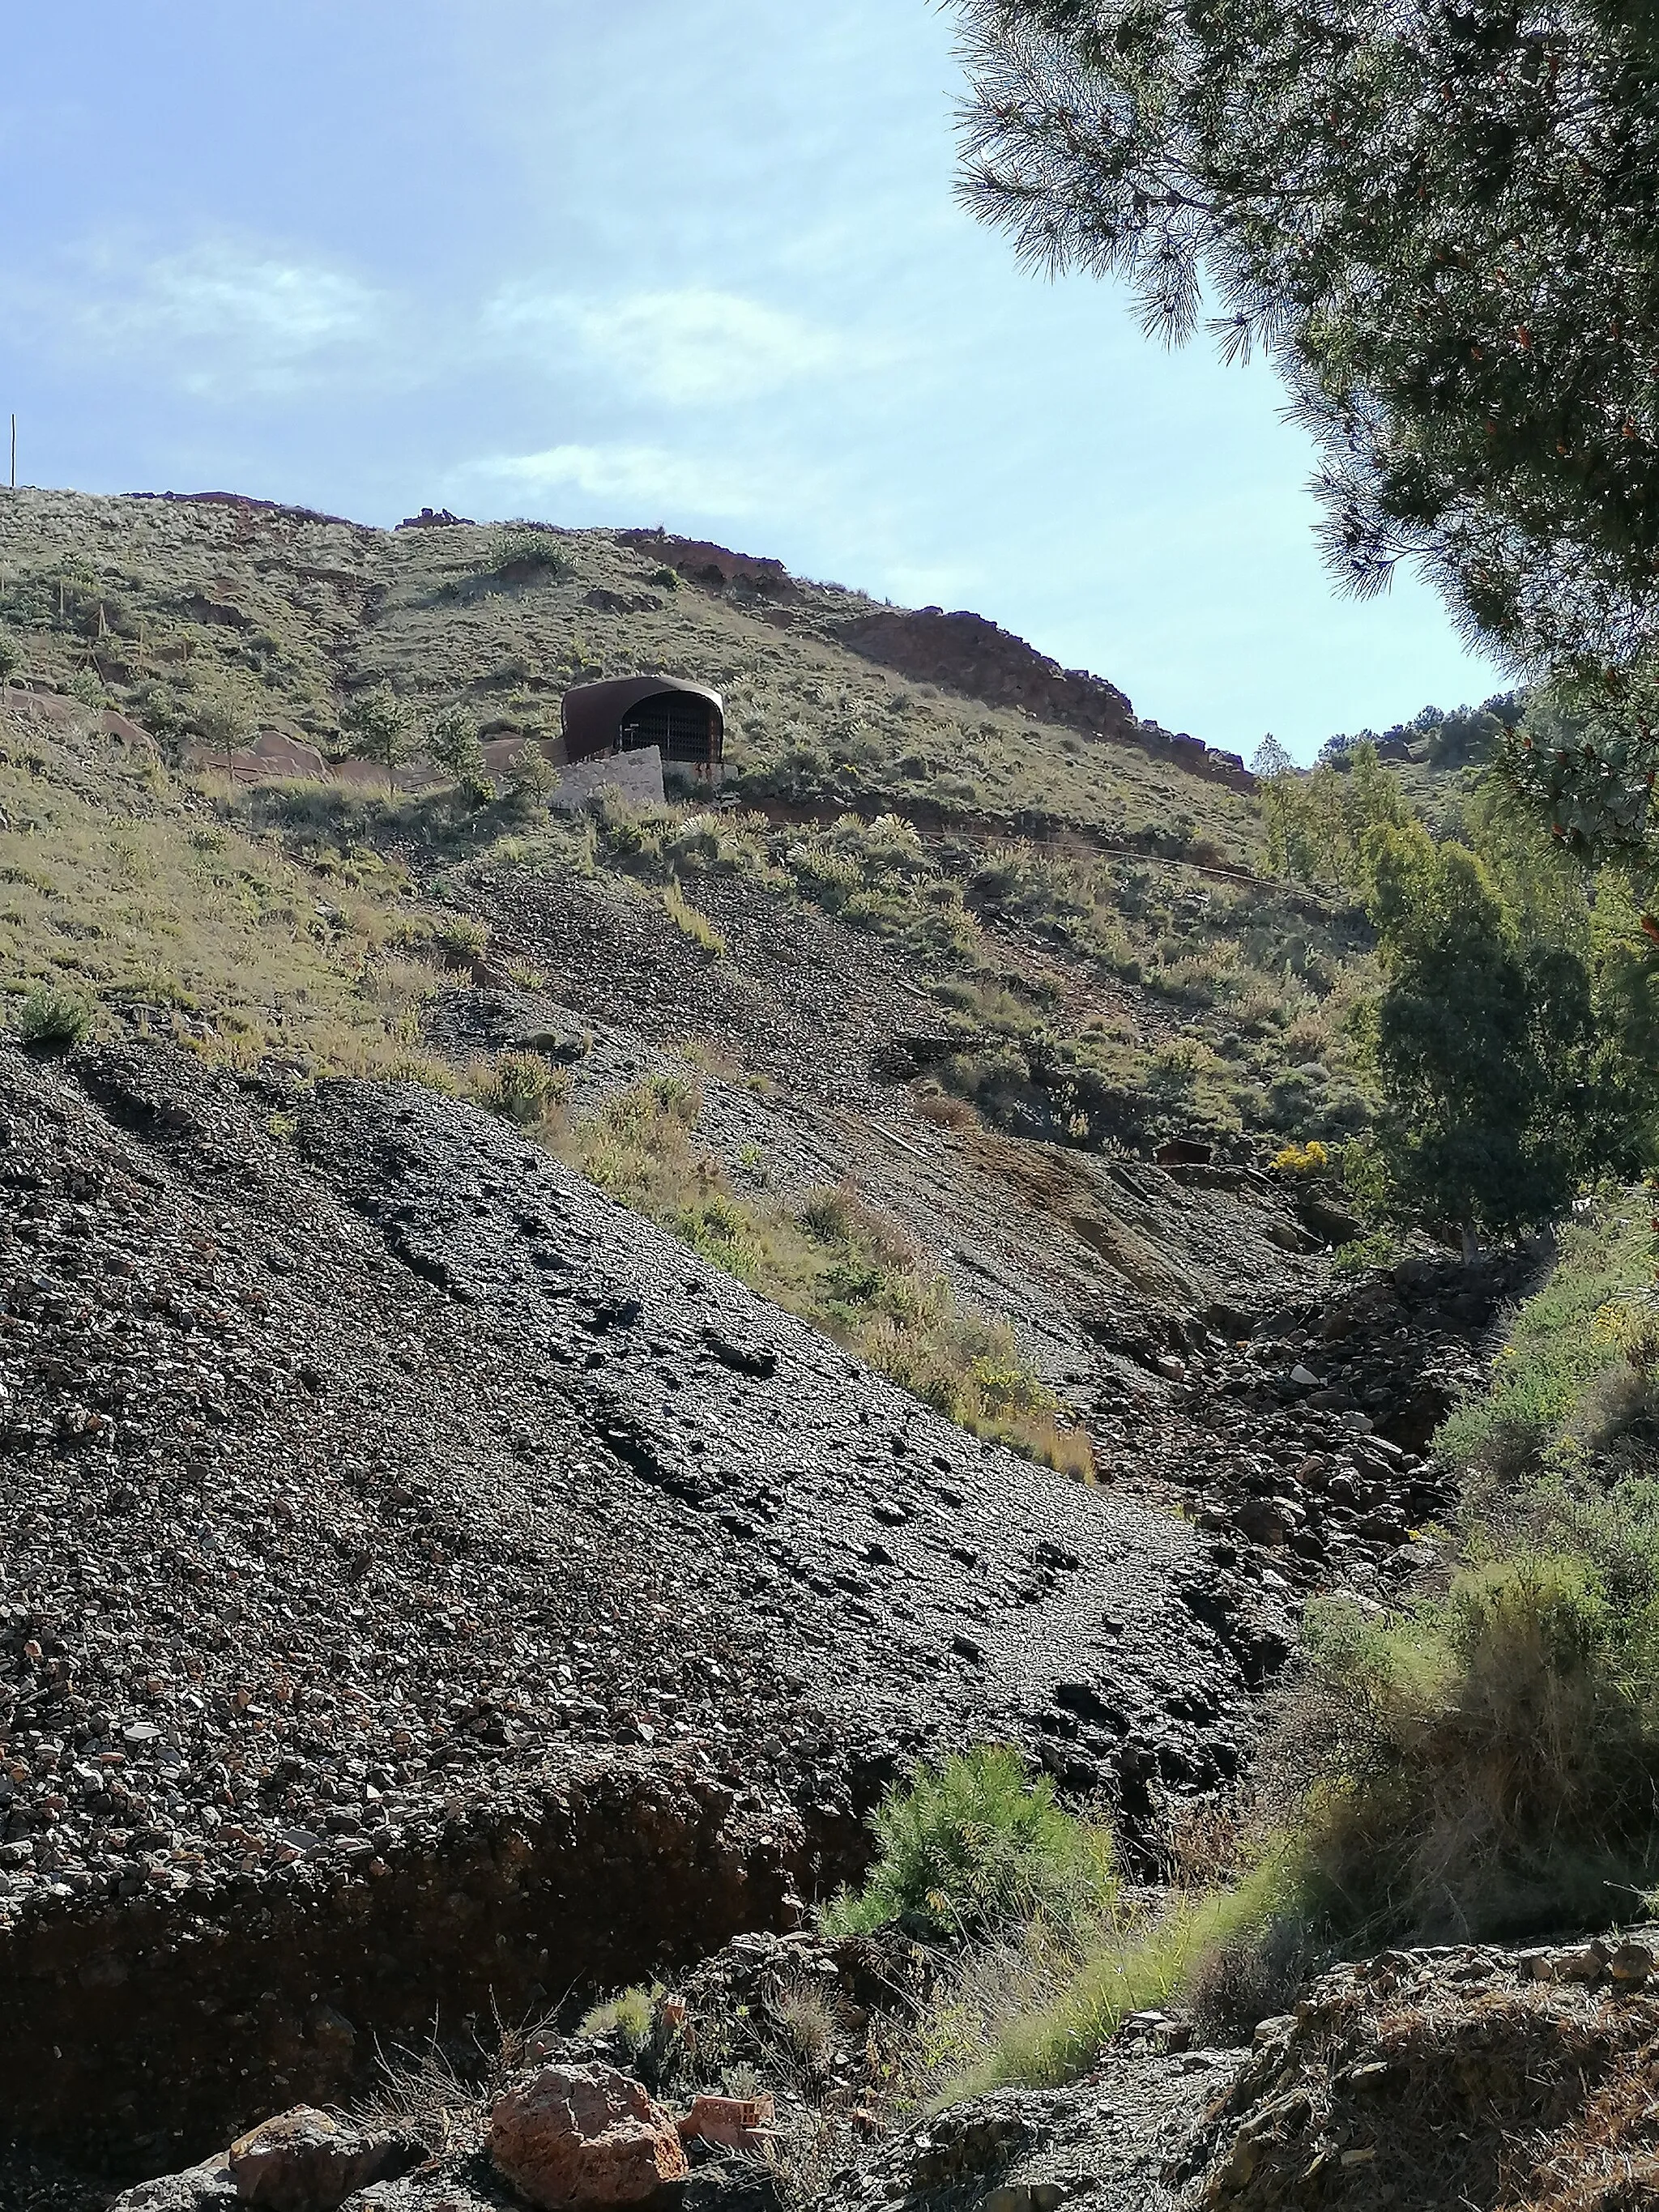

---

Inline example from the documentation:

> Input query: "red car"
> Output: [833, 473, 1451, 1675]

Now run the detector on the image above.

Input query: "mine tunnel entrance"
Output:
[619, 690, 722, 769]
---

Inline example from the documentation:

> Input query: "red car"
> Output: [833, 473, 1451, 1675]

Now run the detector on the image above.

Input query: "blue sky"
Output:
[0, 2, 1503, 760]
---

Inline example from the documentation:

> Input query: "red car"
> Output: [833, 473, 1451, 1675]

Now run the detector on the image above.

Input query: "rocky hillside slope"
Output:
[1, 1036, 1277, 2172]
[0, 488, 1514, 2199]
[0, 489, 1252, 846]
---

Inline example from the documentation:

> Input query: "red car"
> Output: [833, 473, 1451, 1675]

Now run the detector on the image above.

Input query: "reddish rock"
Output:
[488, 2065, 689, 2210]
[834, 607, 1255, 791]
[616, 531, 794, 599]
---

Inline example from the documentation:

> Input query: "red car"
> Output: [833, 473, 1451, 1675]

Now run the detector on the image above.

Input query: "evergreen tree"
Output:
[953, 0, 1659, 845]
[339, 684, 415, 787]
[426, 703, 484, 785]
[1364, 824, 1599, 1248]
[191, 675, 261, 779]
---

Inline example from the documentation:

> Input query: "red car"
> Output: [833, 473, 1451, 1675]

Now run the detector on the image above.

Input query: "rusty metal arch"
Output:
[561, 677, 724, 769]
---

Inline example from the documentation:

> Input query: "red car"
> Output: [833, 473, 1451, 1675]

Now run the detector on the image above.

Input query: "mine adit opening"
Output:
[561, 676, 725, 780]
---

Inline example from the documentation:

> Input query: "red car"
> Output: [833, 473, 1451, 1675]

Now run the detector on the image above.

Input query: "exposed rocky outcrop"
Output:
[1186, 1933, 1659, 2208]
[615, 533, 795, 601]
[831, 2057, 1244, 2212]
[833, 607, 1254, 791]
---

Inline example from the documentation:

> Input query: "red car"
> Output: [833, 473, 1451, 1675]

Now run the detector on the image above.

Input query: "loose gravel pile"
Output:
[0, 1040, 1259, 1933]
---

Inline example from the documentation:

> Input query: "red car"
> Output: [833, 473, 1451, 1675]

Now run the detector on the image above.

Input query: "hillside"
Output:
[0, 488, 1507, 2193]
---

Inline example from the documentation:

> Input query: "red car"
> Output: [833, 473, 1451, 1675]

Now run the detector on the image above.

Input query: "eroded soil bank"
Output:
[0, 1764, 863, 2177]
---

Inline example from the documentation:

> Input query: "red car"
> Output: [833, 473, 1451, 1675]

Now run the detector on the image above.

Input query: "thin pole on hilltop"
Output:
[7, 415, 14, 491]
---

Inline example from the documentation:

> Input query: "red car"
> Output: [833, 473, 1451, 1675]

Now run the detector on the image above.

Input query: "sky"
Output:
[0, 2, 1504, 761]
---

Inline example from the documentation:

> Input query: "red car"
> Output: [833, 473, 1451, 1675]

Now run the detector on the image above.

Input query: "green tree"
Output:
[953, 0, 1659, 845]
[1261, 739, 1410, 888]
[1586, 875, 1659, 1170]
[339, 683, 416, 787]
[1364, 825, 1600, 1250]
[0, 632, 19, 688]
[1250, 735, 1294, 780]
[502, 737, 556, 810]
[191, 675, 262, 779]
[426, 702, 484, 784]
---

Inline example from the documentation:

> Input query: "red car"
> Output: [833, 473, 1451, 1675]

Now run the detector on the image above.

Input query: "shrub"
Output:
[820, 1747, 1116, 1946]
[16, 984, 95, 1049]
[768, 1974, 838, 2068]
[430, 914, 489, 965]
[503, 740, 556, 803]
[427, 704, 484, 784]
[1250, 1549, 1659, 1948]
[1332, 1228, 1401, 1276]
[1273, 1138, 1331, 1174]
[487, 526, 573, 581]
[476, 1052, 566, 1128]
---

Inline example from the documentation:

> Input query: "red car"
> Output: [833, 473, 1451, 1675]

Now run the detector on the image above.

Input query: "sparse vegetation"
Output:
[0, 711, 454, 1079]
[15, 982, 95, 1048]
[1439, 1203, 1659, 1482]
[476, 1051, 567, 1128]
[660, 878, 726, 957]
[945, 1204, 1659, 2092]
[485, 524, 574, 581]
[544, 1076, 1094, 1470]
[578, 1984, 655, 2054]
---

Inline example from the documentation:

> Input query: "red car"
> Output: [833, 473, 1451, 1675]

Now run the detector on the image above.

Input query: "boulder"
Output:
[1608, 1940, 1655, 1985]
[1232, 1498, 1288, 1548]
[228, 2107, 422, 2210]
[108, 2154, 238, 2212]
[489, 2065, 689, 2210]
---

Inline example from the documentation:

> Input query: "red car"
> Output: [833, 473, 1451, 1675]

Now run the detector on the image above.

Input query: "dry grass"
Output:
[0, 714, 456, 1079]
[539, 1075, 1094, 1473]
[660, 878, 727, 957]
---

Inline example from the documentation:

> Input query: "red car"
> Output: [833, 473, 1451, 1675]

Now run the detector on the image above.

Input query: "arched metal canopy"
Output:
[561, 676, 725, 772]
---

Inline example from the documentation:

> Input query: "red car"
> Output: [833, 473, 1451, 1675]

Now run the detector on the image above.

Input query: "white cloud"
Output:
[11, 239, 390, 396]
[484, 283, 858, 406]
[137, 246, 381, 356]
[460, 441, 774, 518]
